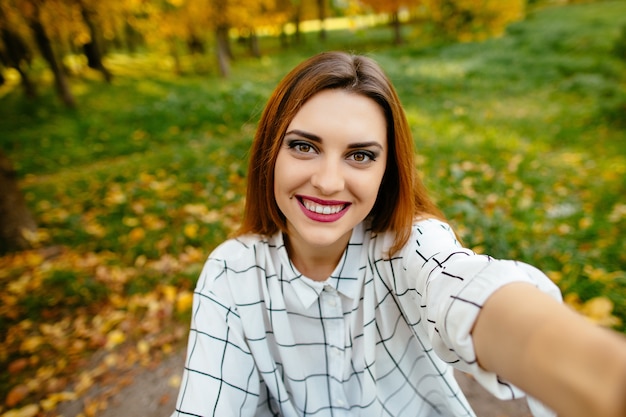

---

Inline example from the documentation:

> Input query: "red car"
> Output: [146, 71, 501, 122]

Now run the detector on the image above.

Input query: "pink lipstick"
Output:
[297, 196, 350, 223]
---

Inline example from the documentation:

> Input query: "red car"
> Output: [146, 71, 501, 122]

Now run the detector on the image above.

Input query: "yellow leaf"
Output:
[176, 291, 193, 314]
[183, 223, 199, 239]
[132, 129, 147, 141]
[546, 271, 563, 284]
[0, 404, 39, 417]
[128, 227, 146, 243]
[137, 340, 150, 355]
[40, 392, 77, 411]
[581, 297, 621, 327]
[183, 204, 208, 216]
[104, 353, 120, 368]
[168, 375, 181, 388]
[162, 285, 177, 303]
[104, 185, 127, 206]
[122, 216, 140, 227]
[20, 336, 44, 353]
[75, 372, 94, 395]
[106, 330, 126, 349]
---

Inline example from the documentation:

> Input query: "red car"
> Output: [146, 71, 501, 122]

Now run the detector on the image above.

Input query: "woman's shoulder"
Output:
[412, 218, 458, 240]
[391, 218, 464, 260]
[209, 233, 275, 261]
[196, 234, 277, 297]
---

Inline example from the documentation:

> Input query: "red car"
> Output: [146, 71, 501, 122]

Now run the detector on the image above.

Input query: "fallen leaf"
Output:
[5, 384, 30, 407]
[0, 404, 39, 417]
[176, 291, 193, 313]
[8, 358, 29, 375]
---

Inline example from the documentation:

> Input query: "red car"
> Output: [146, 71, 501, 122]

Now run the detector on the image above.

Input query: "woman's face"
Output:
[274, 89, 388, 255]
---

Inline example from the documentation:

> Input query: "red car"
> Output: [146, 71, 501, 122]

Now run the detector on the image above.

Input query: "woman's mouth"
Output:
[297, 196, 350, 222]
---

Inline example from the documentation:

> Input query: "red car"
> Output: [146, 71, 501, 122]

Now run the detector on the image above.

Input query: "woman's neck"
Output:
[284, 232, 351, 281]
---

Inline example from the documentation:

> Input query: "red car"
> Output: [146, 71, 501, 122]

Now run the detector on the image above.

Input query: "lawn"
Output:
[1, 1, 625, 414]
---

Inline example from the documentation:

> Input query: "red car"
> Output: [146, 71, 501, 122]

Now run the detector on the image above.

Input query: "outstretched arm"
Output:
[472, 282, 626, 417]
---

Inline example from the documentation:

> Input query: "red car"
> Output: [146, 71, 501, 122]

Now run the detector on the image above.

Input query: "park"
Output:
[1, 0, 626, 415]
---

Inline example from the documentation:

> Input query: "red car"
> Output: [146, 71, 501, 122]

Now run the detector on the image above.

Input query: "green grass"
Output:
[1, 1, 626, 327]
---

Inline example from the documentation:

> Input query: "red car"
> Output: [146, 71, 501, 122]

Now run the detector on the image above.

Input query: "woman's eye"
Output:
[287, 140, 316, 154]
[296, 143, 312, 153]
[350, 151, 375, 163]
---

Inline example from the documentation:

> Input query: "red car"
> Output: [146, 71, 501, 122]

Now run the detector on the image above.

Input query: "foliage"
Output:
[0, 1, 625, 415]
[421, 0, 526, 41]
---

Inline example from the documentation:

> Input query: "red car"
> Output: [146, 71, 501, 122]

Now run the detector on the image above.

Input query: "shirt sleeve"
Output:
[403, 219, 562, 404]
[172, 254, 261, 417]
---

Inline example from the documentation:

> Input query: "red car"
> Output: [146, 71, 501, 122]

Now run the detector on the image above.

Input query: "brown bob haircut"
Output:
[237, 51, 444, 255]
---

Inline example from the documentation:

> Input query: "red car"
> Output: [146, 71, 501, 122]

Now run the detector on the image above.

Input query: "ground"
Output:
[56, 347, 533, 417]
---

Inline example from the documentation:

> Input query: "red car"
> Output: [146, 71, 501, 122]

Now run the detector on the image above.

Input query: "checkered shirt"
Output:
[173, 219, 561, 416]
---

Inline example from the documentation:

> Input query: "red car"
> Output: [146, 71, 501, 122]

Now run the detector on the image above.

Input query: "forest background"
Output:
[1, 0, 625, 416]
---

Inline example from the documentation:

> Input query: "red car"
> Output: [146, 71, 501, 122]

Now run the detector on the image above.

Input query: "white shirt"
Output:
[173, 219, 560, 416]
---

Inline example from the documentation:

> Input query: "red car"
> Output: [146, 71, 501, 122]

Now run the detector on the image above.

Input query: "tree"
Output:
[316, 0, 326, 41]
[358, 0, 418, 44]
[20, 0, 76, 107]
[422, 0, 525, 42]
[0, 151, 36, 253]
[76, 0, 112, 83]
[0, 15, 36, 97]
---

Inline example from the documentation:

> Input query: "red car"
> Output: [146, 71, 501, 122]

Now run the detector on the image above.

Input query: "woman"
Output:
[172, 51, 626, 417]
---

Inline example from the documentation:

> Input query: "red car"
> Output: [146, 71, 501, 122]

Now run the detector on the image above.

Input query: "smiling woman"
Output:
[171, 51, 626, 417]
[273, 89, 387, 279]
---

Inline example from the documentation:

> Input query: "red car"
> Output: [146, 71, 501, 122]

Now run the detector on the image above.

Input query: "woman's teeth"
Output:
[302, 200, 345, 215]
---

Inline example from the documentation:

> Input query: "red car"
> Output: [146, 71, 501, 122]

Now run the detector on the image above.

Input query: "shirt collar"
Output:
[272, 223, 366, 309]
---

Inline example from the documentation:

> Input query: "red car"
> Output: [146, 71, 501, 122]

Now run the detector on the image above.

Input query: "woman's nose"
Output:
[310, 159, 345, 195]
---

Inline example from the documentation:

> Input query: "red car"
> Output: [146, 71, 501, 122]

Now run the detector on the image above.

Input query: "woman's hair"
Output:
[237, 51, 444, 255]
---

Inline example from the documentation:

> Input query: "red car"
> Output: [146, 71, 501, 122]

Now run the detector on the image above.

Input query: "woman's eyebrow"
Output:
[285, 129, 383, 150]
[284, 129, 322, 143]
[347, 141, 384, 150]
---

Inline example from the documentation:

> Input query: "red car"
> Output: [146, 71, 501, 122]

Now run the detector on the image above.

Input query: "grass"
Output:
[1, 0, 625, 322]
[0, 0, 626, 412]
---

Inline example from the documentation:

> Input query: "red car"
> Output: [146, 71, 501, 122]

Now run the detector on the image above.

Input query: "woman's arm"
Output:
[472, 282, 626, 417]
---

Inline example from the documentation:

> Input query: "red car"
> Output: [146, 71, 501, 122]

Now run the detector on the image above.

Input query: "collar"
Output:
[272, 223, 366, 309]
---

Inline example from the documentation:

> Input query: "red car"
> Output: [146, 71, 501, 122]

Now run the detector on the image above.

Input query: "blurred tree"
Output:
[0, 150, 36, 253]
[21, 0, 76, 107]
[76, 0, 112, 82]
[317, 0, 326, 41]
[423, 0, 525, 42]
[358, 0, 418, 44]
[0, 5, 36, 97]
[214, 0, 231, 76]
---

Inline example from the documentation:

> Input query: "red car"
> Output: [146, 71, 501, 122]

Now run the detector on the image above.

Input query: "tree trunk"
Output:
[0, 8, 36, 98]
[0, 151, 36, 253]
[216, 25, 230, 77]
[391, 10, 403, 45]
[124, 21, 140, 54]
[249, 29, 260, 58]
[292, 2, 302, 45]
[77, 0, 112, 83]
[279, 26, 288, 48]
[0, 27, 37, 98]
[317, 0, 326, 41]
[27, 4, 76, 107]
[170, 38, 182, 75]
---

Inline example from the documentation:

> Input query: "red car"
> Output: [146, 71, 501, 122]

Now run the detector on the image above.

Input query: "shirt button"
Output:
[327, 297, 337, 307]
